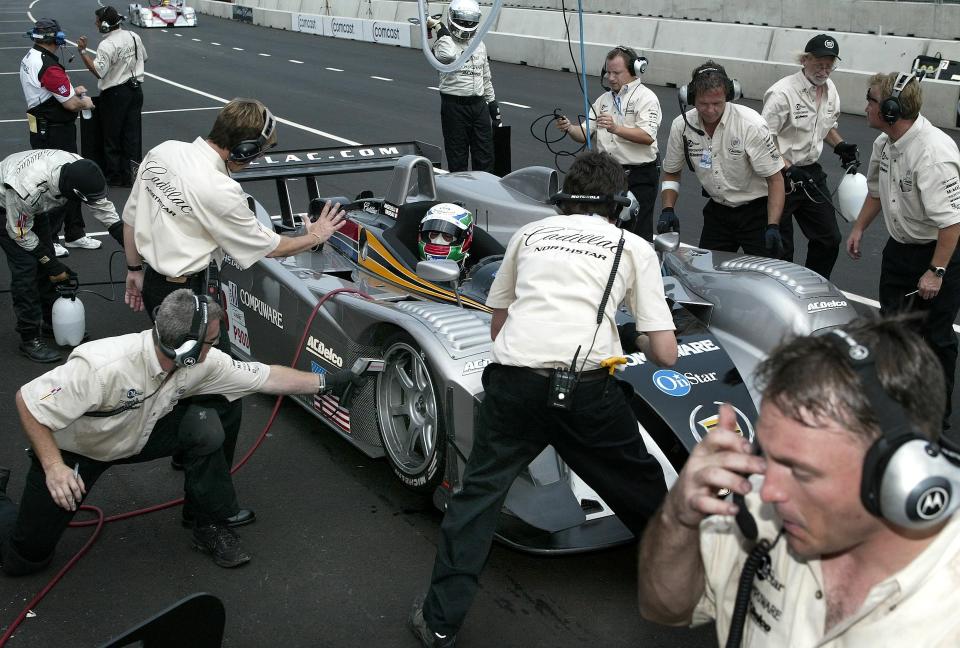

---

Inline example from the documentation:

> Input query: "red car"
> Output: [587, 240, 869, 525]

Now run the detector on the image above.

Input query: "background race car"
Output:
[220, 142, 858, 553]
[128, 0, 197, 28]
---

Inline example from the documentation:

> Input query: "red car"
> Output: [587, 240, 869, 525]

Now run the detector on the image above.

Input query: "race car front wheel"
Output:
[376, 333, 446, 493]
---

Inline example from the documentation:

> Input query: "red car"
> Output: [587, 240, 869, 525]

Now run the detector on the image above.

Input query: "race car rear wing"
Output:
[231, 141, 442, 229]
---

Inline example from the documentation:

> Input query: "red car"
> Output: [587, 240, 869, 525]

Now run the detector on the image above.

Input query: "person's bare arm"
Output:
[267, 201, 346, 258]
[15, 390, 85, 511]
[490, 308, 508, 340]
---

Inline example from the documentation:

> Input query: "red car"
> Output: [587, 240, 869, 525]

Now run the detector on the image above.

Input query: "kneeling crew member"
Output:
[409, 150, 678, 647]
[0, 289, 365, 574]
[659, 61, 785, 258]
[0, 150, 122, 363]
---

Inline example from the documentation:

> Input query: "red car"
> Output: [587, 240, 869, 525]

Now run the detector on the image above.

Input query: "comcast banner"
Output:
[291, 13, 411, 47]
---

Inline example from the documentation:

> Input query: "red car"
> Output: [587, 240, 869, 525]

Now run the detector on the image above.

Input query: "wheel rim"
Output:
[377, 342, 440, 475]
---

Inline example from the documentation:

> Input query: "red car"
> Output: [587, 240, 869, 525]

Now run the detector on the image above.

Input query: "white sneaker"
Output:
[53, 243, 69, 257]
[64, 236, 102, 250]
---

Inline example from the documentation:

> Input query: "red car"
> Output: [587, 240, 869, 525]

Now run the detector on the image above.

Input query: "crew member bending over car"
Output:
[0, 289, 365, 574]
[659, 61, 785, 259]
[121, 98, 346, 528]
[409, 151, 678, 647]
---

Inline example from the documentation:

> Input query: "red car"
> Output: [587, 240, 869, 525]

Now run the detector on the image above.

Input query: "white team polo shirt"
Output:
[663, 103, 784, 207]
[93, 29, 147, 91]
[762, 71, 840, 167]
[580, 79, 660, 165]
[693, 485, 960, 646]
[486, 213, 674, 370]
[123, 136, 282, 277]
[866, 115, 960, 244]
[20, 330, 271, 461]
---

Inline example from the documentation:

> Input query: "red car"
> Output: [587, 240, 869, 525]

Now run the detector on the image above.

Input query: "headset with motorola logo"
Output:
[880, 72, 918, 125]
[829, 329, 960, 529]
[228, 107, 278, 163]
[154, 294, 211, 367]
[549, 190, 636, 226]
[27, 19, 66, 47]
[601, 45, 648, 80]
[677, 64, 742, 106]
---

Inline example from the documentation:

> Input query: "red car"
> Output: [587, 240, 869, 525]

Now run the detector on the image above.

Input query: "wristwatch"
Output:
[929, 265, 947, 278]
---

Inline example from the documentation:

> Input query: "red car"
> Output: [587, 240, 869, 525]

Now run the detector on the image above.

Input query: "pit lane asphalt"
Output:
[0, 1, 956, 645]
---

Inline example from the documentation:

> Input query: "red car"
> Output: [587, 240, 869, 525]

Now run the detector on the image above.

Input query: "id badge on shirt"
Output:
[699, 148, 712, 169]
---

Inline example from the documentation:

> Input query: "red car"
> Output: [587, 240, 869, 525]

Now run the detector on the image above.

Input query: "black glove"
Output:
[764, 224, 784, 258]
[434, 22, 451, 39]
[657, 207, 680, 234]
[617, 322, 640, 354]
[834, 141, 859, 169]
[488, 101, 503, 127]
[784, 165, 812, 185]
[320, 369, 368, 398]
[108, 221, 124, 247]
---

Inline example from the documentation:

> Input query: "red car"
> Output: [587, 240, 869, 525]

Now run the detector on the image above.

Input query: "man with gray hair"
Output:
[0, 289, 363, 574]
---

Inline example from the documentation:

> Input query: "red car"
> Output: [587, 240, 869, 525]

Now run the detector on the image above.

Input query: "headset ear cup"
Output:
[678, 84, 692, 105]
[877, 438, 960, 528]
[860, 436, 890, 517]
[881, 98, 901, 124]
[729, 79, 742, 101]
[635, 56, 648, 76]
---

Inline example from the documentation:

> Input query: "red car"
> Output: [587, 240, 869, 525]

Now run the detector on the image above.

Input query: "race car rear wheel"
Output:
[376, 334, 445, 493]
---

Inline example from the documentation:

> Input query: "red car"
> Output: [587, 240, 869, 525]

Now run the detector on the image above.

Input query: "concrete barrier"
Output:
[654, 20, 773, 62]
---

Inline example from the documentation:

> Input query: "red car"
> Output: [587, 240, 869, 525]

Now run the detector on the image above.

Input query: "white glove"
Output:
[426, 17, 440, 29]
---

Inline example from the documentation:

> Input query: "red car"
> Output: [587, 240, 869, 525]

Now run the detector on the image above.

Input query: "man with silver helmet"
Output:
[426, 0, 500, 173]
[417, 202, 474, 267]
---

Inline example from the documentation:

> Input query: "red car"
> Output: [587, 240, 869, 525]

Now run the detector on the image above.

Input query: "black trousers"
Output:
[0, 400, 239, 576]
[440, 94, 493, 173]
[142, 267, 243, 467]
[623, 161, 659, 241]
[0, 208, 59, 341]
[98, 83, 143, 184]
[699, 197, 770, 257]
[29, 121, 86, 242]
[780, 163, 841, 279]
[879, 238, 960, 430]
[422, 364, 667, 635]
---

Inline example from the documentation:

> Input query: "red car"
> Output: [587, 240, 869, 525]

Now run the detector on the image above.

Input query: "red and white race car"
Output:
[128, 0, 197, 28]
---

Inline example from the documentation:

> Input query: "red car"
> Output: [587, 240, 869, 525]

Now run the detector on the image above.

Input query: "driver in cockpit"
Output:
[417, 203, 475, 269]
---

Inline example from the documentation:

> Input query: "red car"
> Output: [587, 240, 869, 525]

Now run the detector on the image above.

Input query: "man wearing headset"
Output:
[0, 289, 364, 574]
[762, 34, 857, 280]
[20, 18, 101, 256]
[409, 151, 677, 647]
[0, 150, 123, 363]
[556, 46, 661, 240]
[122, 98, 346, 528]
[425, 0, 501, 173]
[76, 5, 147, 188]
[846, 73, 960, 434]
[658, 61, 786, 259]
[638, 317, 960, 645]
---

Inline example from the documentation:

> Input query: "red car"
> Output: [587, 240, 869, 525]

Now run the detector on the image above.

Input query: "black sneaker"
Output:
[19, 338, 62, 363]
[409, 597, 456, 648]
[192, 523, 251, 568]
[182, 508, 256, 529]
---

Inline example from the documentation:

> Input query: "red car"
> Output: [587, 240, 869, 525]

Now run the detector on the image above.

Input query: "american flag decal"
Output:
[313, 392, 350, 433]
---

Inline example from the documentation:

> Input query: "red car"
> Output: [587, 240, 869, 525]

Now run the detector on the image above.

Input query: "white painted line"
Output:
[289, 59, 304, 64]
[160, 30, 167, 33]
[175, 33, 182, 37]
[0, 118, 26, 123]
[0, 31, 27, 34]
[0, 20, 28, 22]
[500, 100, 531, 109]
[258, 53, 271, 57]
[233, 47, 243, 51]
[0, 46, 29, 49]
[428, 86, 440, 91]
[210, 42, 221, 46]
[843, 290, 960, 333]
[141, 106, 222, 114]
[326, 67, 344, 72]
[192, 38, 201, 42]
[371, 76, 393, 82]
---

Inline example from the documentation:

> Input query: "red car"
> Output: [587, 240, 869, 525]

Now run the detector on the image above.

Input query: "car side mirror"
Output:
[416, 259, 461, 283]
[654, 232, 680, 253]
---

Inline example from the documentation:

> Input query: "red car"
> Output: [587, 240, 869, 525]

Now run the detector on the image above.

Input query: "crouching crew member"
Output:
[847, 72, 960, 433]
[409, 151, 678, 647]
[659, 61, 786, 259]
[0, 289, 365, 574]
[762, 33, 856, 279]
[0, 150, 122, 363]
[557, 46, 661, 240]
[77, 5, 147, 188]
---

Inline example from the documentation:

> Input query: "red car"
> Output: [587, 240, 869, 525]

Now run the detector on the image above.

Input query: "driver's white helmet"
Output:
[447, 0, 481, 40]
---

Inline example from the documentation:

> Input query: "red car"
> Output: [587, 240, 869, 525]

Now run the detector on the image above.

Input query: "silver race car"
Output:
[220, 142, 858, 553]
[128, 0, 197, 28]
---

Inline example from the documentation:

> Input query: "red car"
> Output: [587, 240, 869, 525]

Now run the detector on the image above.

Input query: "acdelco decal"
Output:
[306, 336, 343, 367]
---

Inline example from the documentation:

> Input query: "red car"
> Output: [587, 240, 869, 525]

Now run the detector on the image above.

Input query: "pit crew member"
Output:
[660, 61, 786, 259]
[846, 72, 960, 434]
[762, 33, 856, 279]
[410, 151, 678, 647]
[556, 46, 661, 239]
[426, 0, 500, 173]
[638, 317, 960, 646]
[0, 289, 365, 574]
[77, 5, 147, 188]
[20, 18, 100, 255]
[0, 150, 122, 363]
